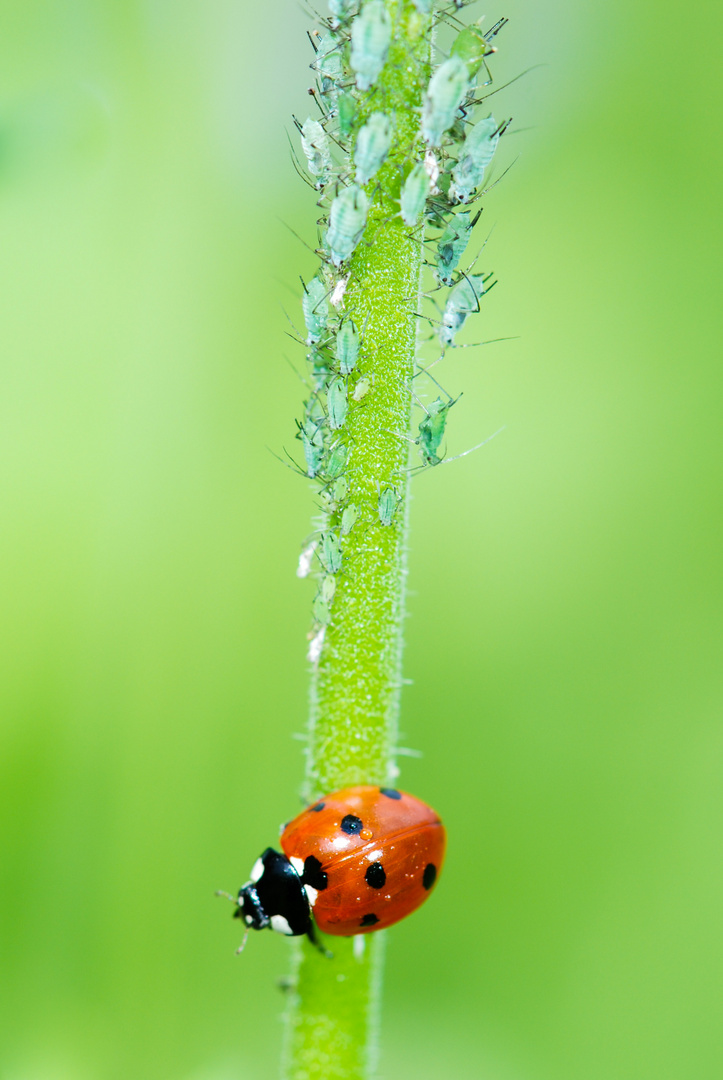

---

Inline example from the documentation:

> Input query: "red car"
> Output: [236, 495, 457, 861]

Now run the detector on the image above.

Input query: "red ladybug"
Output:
[229, 786, 445, 947]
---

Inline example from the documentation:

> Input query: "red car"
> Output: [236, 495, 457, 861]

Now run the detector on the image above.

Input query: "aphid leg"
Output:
[235, 930, 250, 955]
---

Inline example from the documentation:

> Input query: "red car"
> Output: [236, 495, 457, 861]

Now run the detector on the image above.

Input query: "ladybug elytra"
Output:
[228, 786, 445, 948]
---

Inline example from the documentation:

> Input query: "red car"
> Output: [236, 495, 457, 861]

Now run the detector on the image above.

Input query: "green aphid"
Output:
[303, 276, 329, 344]
[327, 184, 370, 267]
[400, 162, 431, 226]
[338, 93, 357, 139]
[327, 377, 349, 429]
[324, 443, 348, 479]
[300, 117, 332, 189]
[350, 0, 392, 92]
[434, 210, 478, 286]
[416, 396, 457, 466]
[440, 273, 487, 347]
[336, 319, 360, 374]
[333, 476, 349, 503]
[341, 503, 358, 535]
[319, 531, 343, 574]
[354, 111, 393, 185]
[422, 55, 469, 147]
[378, 487, 400, 526]
[450, 18, 494, 80]
[329, 0, 357, 24]
[299, 418, 325, 478]
[449, 116, 499, 203]
[316, 33, 344, 108]
[352, 377, 369, 401]
[313, 572, 337, 625]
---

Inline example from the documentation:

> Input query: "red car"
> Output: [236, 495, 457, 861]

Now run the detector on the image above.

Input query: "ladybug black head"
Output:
[236, 848, 311, 938]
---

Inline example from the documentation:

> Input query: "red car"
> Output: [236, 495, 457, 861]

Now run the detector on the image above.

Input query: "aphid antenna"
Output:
[278, 217, 318, 257]
[413, 377, 460, 408]
[306, 29, 319, 55]
[268, 444, 311, 480]
[447, 334, 519, 352]
[283, 353, 313, 390]
[285, 132, 319, 191]
[235, 930, 250, 955]
[475, 65, 545, 104]
[425, 424, 506, 471]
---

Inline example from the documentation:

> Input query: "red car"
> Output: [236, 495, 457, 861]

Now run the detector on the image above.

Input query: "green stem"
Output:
[283, 4, 433, 1077]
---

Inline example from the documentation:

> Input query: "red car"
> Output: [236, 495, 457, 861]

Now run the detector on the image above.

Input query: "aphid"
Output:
[299, 418, 326, 478]
[449, 116, 499, 203]
[330, 273, 350, 308]
[378, 487, 400, 526]
[422, 56, 469, 147]
[312, 574, 337, 626]
[327, 377, 349, 429]
[350, 0, 392, 91]
[319, 531, 343, 574]
[352, 377, 369, 401]
[329, 0, 357, 25]
[297, 540, 318, 579]
[450, 18, 494, 80]
[354, 111, 393, 185]
[302, 276, 329, 345]
[336, 319, 360, 374]
[299, 117, 332, 188]
[433, 210, 479, 286]
[341, 503, 358, 535]
[327, 184, 370, 266]
[226, 786, 445, 944]
[338, 93, 357, 139]
[400, 162, 430, 226]
[416, 396, 458, 466]
[332, 476, 349, 503]
[324, 443, 348, 479]
[316, 33, 344, 109]
[440, 273, 487, 346]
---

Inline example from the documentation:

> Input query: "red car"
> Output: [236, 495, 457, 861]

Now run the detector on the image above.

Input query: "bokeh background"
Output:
[2, 1, 722, 1078]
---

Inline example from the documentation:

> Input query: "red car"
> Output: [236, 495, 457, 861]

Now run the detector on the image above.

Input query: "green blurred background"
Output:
[1, 1, 721, 1077]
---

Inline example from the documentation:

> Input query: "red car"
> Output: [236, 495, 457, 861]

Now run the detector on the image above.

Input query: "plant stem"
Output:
[283, 4, 433, 1077]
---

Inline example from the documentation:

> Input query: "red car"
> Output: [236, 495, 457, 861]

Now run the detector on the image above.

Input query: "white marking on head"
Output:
[290, 856, 304, 876]
[244, 914, 254, 927]
[270, 914, 293, 936]
[353, 935, 366, 960]
[249, 858, 265, 884]
[304, 884, 318, 906]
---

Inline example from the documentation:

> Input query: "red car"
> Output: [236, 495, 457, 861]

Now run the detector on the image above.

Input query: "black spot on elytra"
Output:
[365, 862, 386, 889]
[341, 814, 363, 835]
[379, 787, 401, 800]
[310, 802, 325, 812]
[302, 855, 328, 891]
[360, 913, 379, 927]
[422, 863, 437, 890]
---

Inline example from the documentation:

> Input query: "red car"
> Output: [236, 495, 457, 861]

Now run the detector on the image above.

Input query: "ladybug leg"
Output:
[306, 921, 333, 959]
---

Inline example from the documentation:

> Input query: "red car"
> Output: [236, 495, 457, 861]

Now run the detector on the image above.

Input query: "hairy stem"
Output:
[283, 3, 433, 1077]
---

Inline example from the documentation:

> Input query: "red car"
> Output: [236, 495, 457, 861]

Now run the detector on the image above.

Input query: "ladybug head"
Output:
[234, 848, 311, 938]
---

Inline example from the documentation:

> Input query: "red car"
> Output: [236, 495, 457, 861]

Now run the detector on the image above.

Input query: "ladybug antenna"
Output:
[215, 889, 238, 905]
[235, 930, 250, 955]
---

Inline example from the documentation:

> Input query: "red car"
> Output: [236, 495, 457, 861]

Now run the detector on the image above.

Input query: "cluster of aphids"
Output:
[293, 0, 509, 655]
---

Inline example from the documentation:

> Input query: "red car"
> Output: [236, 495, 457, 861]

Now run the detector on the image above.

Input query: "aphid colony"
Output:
[293, 1, 508, 650]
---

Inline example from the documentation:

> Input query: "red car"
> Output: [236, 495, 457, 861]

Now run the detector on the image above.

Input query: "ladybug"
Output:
[227, 786, 445, 947]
